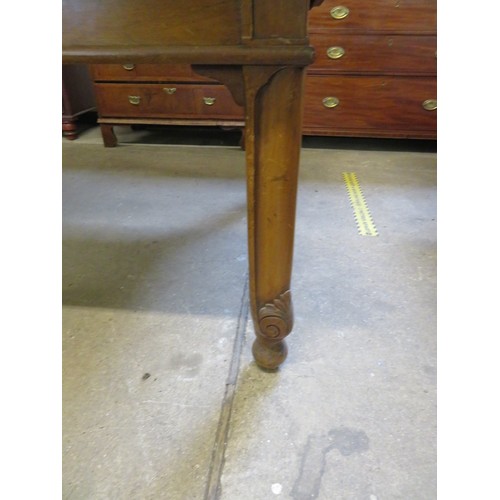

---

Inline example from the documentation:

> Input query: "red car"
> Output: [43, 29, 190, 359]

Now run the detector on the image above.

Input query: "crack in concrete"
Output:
[203, 276, 249, 500]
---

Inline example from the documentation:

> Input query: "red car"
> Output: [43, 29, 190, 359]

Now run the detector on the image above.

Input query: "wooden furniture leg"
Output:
[100, 124, 118, 147]
[243, 65, 306, 369]
[62, 120, 78, 140]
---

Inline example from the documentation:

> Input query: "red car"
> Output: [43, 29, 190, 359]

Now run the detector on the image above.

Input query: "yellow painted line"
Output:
[343, 172, 378, 236]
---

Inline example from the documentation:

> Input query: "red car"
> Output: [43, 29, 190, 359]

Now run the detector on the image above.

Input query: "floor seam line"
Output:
[204, 274, 249, 500]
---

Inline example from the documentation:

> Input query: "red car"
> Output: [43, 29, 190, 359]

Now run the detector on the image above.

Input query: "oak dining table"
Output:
[63, 0, 323, 369]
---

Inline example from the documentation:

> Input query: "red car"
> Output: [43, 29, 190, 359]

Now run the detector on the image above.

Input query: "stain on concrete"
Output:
[167, 352, 203, 374]
[422, 364, 436, 383]
[328, 428, 370, 456]
[291, 427, 370, 500]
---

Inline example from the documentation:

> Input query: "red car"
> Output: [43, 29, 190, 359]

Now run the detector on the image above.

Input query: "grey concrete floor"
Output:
[62, 125, 436, 500]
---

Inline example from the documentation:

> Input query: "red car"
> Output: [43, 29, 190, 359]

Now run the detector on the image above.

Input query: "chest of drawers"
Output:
[91, 64, 244, 146]
[91, 0, 436, 145]
[304, 0, 437, 138]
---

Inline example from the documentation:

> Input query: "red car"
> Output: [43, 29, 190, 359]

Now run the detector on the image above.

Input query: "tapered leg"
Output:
[100, 124, 118, 147]
[243, 66, 306, 369]
[192, 63, 306, 369]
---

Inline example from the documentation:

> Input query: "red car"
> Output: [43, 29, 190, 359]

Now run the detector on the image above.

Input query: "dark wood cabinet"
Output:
[90, 0, 436, 145]
[62, 64, 96, 140]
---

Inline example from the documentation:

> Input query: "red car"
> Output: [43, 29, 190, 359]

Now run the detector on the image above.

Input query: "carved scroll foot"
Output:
[252, 290, 293, 370]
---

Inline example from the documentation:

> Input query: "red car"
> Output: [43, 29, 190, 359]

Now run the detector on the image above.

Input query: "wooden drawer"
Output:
[94, 83, 243, 119]
[194, 86, 244, 118]
[309, 33, 436, 75]
[308, 0, 436, 33]
[303, 75, 437, 132]
[91, 64, 214, 82]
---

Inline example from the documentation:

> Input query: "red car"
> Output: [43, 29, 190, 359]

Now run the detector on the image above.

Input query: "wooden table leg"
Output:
[243, 65, 306, 369]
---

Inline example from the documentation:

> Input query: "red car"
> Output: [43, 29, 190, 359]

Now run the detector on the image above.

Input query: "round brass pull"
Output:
[327, 46, 345, 59]
[128, 95, 141, 105]
[122, 64, 135, 71]
[163, 87, 177, 95]
[330, 6, 350, 19]
[322, 97, 340, 108]
[203, 97, 216, 106]
[422, 99, 437, 111]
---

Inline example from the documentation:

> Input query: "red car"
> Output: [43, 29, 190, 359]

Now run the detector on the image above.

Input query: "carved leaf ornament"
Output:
[257, 291, 293, 341]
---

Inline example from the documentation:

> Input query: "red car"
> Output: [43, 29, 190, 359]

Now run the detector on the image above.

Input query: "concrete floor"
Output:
[62, 125, 436, 500]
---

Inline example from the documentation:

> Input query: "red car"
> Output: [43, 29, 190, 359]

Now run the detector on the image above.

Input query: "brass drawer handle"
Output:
[128, 95, 141, 105]
[203, 97, 216, 106]
[322, 97, 340, 108]
[330, 6, 350, 19]
[163, 87, 177, 95]
[327, 46, 345, 59]
[422, 99, 437, 111]
[122, 64, 135, 71]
